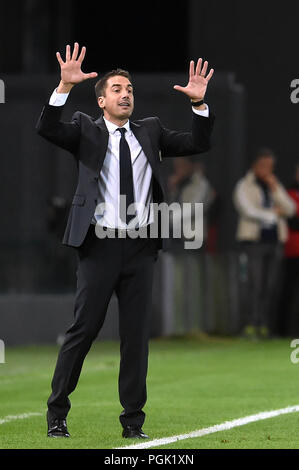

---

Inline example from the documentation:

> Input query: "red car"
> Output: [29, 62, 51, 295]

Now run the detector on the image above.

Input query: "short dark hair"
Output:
[253, 147, 276, 164]
[95, 69, 132, 99]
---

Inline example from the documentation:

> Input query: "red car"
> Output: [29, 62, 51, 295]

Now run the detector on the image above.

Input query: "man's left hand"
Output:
[174, 59, 214, 102]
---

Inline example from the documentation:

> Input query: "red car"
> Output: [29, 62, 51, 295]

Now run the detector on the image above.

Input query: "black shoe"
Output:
[47, 412, 70, 438]
[122, 425, 149, 439]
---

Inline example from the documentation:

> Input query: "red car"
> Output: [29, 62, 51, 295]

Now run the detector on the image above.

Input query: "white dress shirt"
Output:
[49, 89, 210, 229]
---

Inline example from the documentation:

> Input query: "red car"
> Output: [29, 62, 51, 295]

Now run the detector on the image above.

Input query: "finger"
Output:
[206, 68, 214, 82]
[72, 42, 79, 61]
[56, 52, 64, 66]
[173, 85, 186, 93]
[78, 46, 86, 63]
[83, 72, 98, 81]
[200, 61, 208, 77]
[195, 58, 203, 76]
[189, 60, 195, 79]
[66, 44, 71, 61]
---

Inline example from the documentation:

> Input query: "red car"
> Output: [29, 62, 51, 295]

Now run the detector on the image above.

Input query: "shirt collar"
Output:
[103, 117, 131, 136]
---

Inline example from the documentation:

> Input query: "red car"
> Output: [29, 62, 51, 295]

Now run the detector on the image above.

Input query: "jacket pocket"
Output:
[72, 194, 86, 206]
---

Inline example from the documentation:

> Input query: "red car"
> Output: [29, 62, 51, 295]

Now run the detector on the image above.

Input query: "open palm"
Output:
[174, 59, 214, 101]
[56, 43, 98, 85]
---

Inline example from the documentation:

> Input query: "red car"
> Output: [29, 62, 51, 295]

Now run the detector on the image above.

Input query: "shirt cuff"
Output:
[192, 104, 209, 118]
[49, 88, 69, 107]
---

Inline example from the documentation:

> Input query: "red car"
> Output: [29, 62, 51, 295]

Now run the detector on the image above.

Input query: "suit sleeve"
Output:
[158, 112, 215, 158]
[36, 104, 81, 155]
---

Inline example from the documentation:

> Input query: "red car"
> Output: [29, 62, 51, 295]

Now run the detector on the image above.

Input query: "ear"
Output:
[98, 96, 105, 109]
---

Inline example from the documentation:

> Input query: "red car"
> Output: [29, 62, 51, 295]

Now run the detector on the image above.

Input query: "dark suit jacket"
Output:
[36, 103, 215, 249]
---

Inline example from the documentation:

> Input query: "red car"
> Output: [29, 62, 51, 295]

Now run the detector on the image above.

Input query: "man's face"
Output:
[253, 156, 274, 180]
[98, 75, 134, 121]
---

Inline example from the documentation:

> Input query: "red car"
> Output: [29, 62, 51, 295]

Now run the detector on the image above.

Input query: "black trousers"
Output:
[239, 242, 283, 329]
[47, 225, 158, 428]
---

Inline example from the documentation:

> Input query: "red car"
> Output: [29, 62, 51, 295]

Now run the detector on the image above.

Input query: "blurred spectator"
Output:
[277, 163, 299, 336]
[45, 196, 76, 292]
[167, 157, 216, 251]
[47, 196, 69, 238]
[233, 148, 296, 339]
[165, 157, 218, 333]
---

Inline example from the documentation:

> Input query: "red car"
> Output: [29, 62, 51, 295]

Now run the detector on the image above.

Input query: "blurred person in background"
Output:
[233, 148, 296, 340]
[46, 196, 75, 291]
[167, 157, 216, 251]
[277, 163, 299, 336]
[166, 158, 218, 335]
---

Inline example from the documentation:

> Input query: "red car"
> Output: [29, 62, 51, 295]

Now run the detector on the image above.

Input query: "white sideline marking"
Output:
[0, 412, 42, 425]
[116, 405, 299, 449]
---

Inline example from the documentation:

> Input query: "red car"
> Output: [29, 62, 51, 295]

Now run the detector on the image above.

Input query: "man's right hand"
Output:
[263, 173, 279, 192]
[56, 43, 98, 93]
[274, 206, 283, 217]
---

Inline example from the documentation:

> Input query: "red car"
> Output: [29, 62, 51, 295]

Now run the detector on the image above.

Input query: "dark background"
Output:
[1, 0, 299, 341]
[1, 0, 299, 171]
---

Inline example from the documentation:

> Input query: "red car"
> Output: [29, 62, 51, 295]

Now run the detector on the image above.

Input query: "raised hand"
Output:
[263, 173, 279, 191]
[174, 59, 214, 102]
[56, 43, 98, 91]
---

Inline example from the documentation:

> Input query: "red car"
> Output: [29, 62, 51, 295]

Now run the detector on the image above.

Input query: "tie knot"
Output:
[117, 127, 127, 137]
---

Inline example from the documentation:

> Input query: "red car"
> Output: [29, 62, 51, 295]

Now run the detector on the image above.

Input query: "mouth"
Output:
[119, 102, 131, 108]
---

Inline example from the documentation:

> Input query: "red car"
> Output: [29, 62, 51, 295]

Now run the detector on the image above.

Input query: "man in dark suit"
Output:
[36, 43, 215, 439]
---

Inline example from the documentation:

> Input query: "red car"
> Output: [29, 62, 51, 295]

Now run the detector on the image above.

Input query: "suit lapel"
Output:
[94, 116, 160, 182]
[94, 115, 109, 173]
[130, 122, 160, 180]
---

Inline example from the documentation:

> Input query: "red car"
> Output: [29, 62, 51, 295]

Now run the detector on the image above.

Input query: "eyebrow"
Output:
[111, 84, 133, 88]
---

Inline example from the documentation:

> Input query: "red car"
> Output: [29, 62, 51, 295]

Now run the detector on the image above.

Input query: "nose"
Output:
[122, 93, 129, 101]
[121, 88, 130, 100]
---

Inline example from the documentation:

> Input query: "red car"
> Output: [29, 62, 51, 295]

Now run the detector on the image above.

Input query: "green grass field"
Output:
[0, 336, 299, 449]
